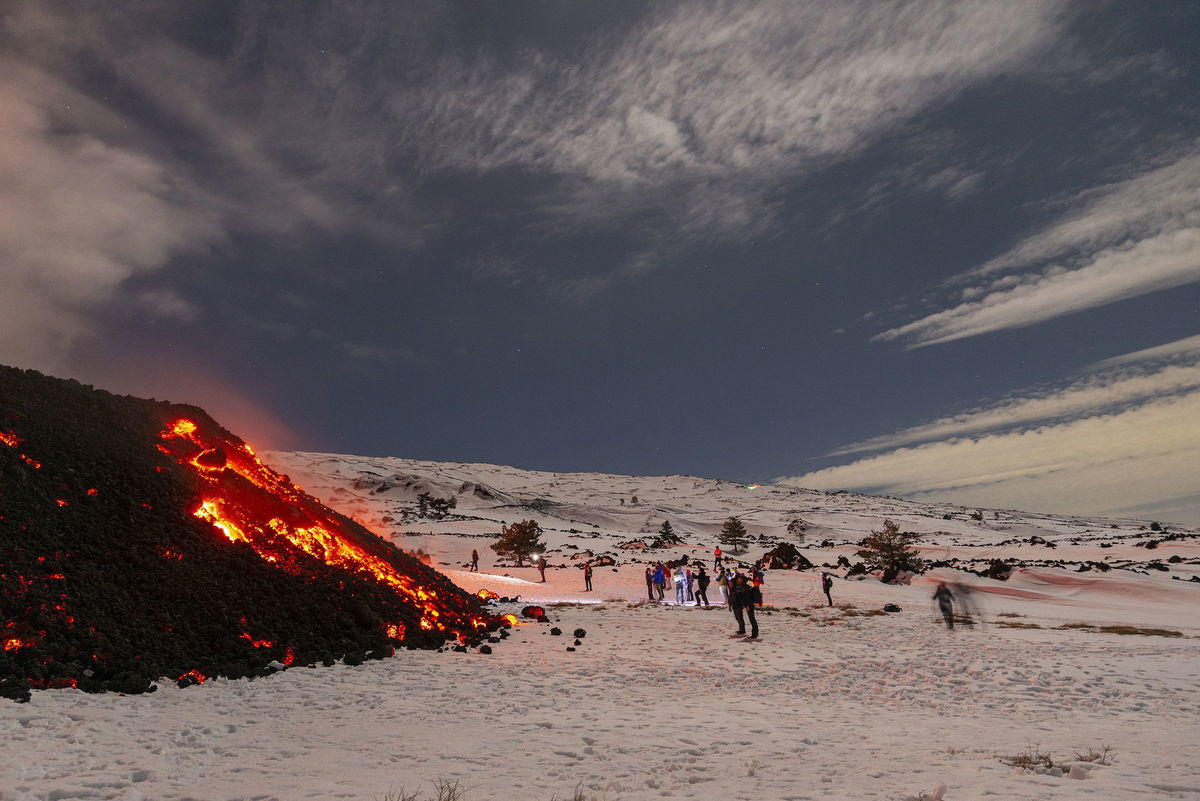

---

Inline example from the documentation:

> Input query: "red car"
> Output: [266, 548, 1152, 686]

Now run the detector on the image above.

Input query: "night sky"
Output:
[3, 2, 1198, 524]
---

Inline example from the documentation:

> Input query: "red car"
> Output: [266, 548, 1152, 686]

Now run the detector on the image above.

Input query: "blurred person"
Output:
[933, 582, 955, 629]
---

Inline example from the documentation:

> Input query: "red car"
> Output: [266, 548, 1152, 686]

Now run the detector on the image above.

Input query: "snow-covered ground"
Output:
[3, 453, 1198, 801]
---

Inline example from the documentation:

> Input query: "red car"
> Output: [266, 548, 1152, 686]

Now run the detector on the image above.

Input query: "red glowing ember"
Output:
[476, 588, 499, 601]
[521, 605, 546, 620]
[157, 418, 492, 640]
[500, 613, 519, 627]
[177, 669, 207, 685]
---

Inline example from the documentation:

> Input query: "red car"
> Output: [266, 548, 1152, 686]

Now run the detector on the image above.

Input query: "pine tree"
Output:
[490, 519, 545, 567]
[657, 520, 680, 544]
[719, 516, 748, 553]
[856, 519, 923, 583]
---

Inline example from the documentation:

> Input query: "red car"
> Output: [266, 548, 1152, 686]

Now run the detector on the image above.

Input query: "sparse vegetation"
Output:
[856, 519, 923, 582]
[1055, 622, 1182, 637]
[378, 778, 465, 801]
[377, 780, 605, 801]
[997, 743, 1115, 772]
[786, 518, 806, 543]
[490, 519, 545, 567]
[719, 516, 749, 553]
[415, 492, 457, 520]
[1075, 745, 1115, 765]
[998, 744, 1055, 770]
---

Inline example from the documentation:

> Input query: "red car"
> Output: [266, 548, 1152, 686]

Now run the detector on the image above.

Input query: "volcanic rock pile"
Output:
[0, 365, 495, 701]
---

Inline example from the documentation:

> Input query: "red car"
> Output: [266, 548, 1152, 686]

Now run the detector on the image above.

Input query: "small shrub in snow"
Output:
[1075, 745, 1115, 765]
[998, 744, 1055, 771]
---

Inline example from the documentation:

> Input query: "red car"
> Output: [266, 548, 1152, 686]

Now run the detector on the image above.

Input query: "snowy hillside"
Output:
[3, 451, 1197, 801]
[268, 451, 1200, 627]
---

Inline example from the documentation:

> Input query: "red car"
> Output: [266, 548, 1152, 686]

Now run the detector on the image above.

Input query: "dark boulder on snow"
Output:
[573, 628, 586, 638]
[757, 543, 813, 570]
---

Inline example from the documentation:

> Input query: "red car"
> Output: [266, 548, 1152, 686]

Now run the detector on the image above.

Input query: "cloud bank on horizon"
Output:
[782, 333, 1200, 525]
[0, 1, 1197, 524]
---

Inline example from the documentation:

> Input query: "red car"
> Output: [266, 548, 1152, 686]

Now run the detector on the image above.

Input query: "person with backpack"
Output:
[583, 561, 593, 592]
[821, 571, 833, 607]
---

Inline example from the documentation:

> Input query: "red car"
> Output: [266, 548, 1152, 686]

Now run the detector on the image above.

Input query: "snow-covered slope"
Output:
[268, 451, 1200, 629]
[3, 451, 1197, 801]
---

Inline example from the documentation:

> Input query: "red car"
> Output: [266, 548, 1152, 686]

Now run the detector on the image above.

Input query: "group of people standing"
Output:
[644, 562, 714, 605]
[642, 556, 766, 640]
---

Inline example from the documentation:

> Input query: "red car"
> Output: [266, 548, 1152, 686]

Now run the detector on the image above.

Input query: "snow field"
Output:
[2, 592, 1197, 801]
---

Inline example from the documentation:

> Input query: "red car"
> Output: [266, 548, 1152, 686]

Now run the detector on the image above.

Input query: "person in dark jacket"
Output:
[583, 561, 593, 592]
[644, 566, 655, 600]
[933, 582, 955, 629]
[470, 549, 479, 572]
[695, 566, 710, 607]
[730, 573, 759, 638]
[821, 571, 833, 607]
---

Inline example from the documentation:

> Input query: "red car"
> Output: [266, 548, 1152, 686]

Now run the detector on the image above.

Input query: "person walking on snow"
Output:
[583, 562, 593, 592]
[821, 571, 833, 607]
[684, 569, 695, 604]
[695, 566, 711, 607]
[731, 573, 759, 639]
[933, 582, 955, 629]
[653, 564, 666, 601]
[674, 565, 687, 605]
[537, 555, 548, 583]
[713, 546, 723, 569]
[470, 549, 479, 572]
[645, 567, 655, 601]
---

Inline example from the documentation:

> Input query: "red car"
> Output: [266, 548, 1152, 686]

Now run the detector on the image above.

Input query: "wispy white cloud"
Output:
[833, 362, 1200, 455]
[785, 334, 1200, 525]
[876, 147, 1200, 347]
[0, 65, 220, 372]
[1089, 333, 1200, 370]
[781, 392, 1200, 525]
[399, 1, 1068, 250]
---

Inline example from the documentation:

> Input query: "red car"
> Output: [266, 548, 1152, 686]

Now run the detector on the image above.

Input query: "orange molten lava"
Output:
[178, 669, 207, 684]
[476, 589, 499, 601]
[158, 418, 491, 641]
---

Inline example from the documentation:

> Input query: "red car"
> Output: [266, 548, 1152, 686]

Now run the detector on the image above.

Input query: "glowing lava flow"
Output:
[158, 418, 490, 640]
